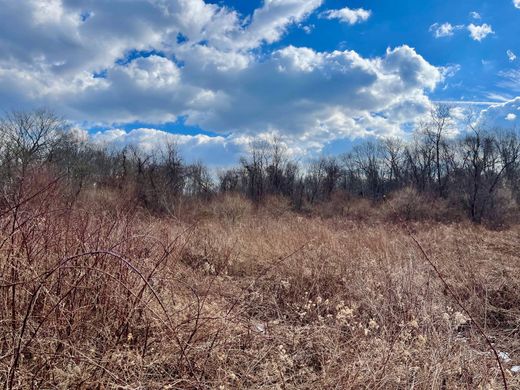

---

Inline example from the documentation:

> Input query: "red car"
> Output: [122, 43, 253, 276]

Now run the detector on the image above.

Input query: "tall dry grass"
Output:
[1, 176, 519, 389]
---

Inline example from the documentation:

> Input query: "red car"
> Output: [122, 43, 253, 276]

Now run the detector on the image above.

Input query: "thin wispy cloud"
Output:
[498, 69, 520, 92]
[430, 22, 464, 38]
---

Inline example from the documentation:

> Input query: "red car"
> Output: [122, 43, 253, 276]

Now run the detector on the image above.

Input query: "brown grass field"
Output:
[1, 181, 520, 389]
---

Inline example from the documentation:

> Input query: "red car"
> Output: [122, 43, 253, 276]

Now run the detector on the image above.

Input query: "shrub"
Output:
[481, 187, 520, 229]
[208, 193, 253, 222]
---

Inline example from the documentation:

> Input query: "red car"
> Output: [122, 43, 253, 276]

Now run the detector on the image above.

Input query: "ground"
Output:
[1, 191, 519, 389]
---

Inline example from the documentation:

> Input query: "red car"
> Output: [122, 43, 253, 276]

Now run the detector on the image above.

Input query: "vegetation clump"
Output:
[1, 108, 519, 388]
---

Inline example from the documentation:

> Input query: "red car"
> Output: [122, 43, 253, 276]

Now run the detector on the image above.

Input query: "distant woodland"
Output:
[2, 106, 519, 226]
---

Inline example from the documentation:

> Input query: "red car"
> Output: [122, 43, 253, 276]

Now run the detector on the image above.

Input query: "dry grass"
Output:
[1, 180, 520, 389]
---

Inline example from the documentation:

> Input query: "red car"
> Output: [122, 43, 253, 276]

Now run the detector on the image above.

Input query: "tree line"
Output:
[1, 107, 519, 224]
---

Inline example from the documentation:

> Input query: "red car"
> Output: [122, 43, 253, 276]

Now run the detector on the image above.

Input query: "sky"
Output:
[0, 0, 520, 167]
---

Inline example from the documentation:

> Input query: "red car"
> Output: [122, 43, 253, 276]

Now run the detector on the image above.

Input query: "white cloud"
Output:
[507, 50, 517, 62]
[320, 7, 371, 25]
[429, 23, 464, 38]
[430, 21, 495, 42]
[88, 128, 332, 167]
[479, 97, 520, 128]
[90, 128, 245, 167]
[180, 45, 442, 139]
[470, 11, 481, 19]
[467, 23, 494, 41]
[234, 0, 323, 49]
[514, 0, 520, 9]
[300, 24, 314, 34]
[498, 69, 520, 93]
[0, 0, 443, 160]
[486, 92, 513, 102]
[440, 64, 461, 78]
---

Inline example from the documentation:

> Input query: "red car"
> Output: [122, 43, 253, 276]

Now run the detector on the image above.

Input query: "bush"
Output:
[481, 187, 520, 229]
[208, 193, 253, 222]
[383, 187, 459, 222]
[1, 178, 519, 388]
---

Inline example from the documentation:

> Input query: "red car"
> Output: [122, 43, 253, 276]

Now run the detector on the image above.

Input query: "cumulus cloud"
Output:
[514, 0, 520, 9]
[234, 0, 323, 49]
[430, 21, 495, 42]
[90, 128, 246, 167]
[0, 0, 444, 159]
[182, 45, 442, 139]
[429, 22, 464, 38]
[470, 11, 481, 19]
[507, 50, 517, 62]
[479, 97, 520, 128]
[467, 23, 494, 41]
[320, 6, 371, 25]
[88, 127, 335, 167]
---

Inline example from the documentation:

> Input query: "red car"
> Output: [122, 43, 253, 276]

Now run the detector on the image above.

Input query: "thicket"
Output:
[1, 107, 519, 227]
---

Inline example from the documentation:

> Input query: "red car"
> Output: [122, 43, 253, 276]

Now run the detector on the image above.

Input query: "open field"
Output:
[2, 0, 520, 388]
[1, 185, 519, 389]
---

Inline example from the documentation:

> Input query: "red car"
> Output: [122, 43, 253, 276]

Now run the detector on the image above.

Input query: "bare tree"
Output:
[381, 137, 404, 191]
[403, 133, 435, 193]
[423, 104, 453, 197]
[305, 158, 327, 204]
[495, 128, 520, 201]
[351, 141, 385, 199]
[456, 120, 517, 223]
[0, 109, 66, 177]
[240, 139, 268, 203]
[185, 162, 213, 198]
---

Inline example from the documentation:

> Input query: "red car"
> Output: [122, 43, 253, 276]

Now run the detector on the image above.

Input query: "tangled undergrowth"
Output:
[1, 182, 519, 389]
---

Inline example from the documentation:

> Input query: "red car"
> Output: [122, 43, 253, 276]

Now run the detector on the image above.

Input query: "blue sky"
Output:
[0, 0, 519, 167]
[212, 0, 520, 103]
